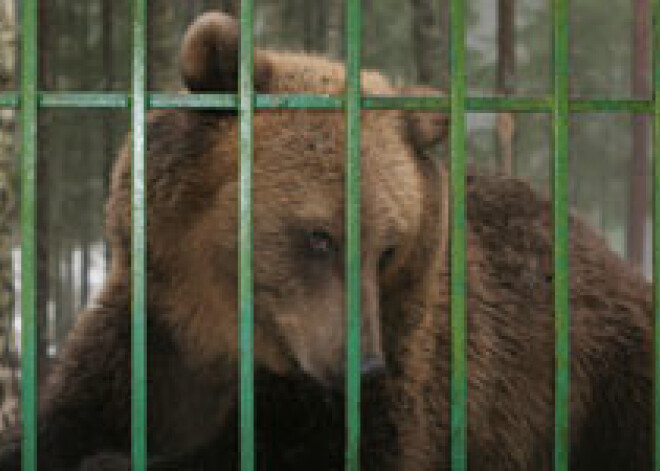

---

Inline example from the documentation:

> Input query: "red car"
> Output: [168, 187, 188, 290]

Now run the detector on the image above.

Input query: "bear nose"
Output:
[360, 354, 387, 379]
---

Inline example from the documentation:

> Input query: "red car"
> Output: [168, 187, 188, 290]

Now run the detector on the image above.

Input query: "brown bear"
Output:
[0, 11, 652, 471]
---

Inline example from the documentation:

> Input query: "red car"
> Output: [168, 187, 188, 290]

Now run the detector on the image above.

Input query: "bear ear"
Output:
[179, 12, 272, 93]
[400, 86, 450, 160]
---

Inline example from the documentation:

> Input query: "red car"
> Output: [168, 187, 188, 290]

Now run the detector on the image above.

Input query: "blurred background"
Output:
[0, 0, 653, 428]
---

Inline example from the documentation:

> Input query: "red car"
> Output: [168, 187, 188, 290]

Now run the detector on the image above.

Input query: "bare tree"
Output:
[411, 0, 439, 85]
[496, 0, 515, 176]
[627, 0, 650, 268]
[327, 0, 344, 59]
[148, 2, 179, 90]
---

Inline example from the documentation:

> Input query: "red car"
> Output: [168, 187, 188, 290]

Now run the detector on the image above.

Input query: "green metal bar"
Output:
[131, 0, 148, 469]
[367, 97, 655, 113]
[345, 0, 362, 470]
[363, 95, 449, 110]
[41, 92, 129, 108]
[553, 0, 571, 469]
[469, 97, 550, 112]
[364, 96, 546, 112]
[0, 93, 19, 107]
[239, 1, 255, 470]
[20, 0, 38, 469]
[654, 0, 660, 467]
[0, 92, 658, 113]
[151, 93, 236, 109]
[449, 0, 467, 468]
[152, 93, 344, 109]
[256, 94, 343, 109]
[569, 99, 653, 113]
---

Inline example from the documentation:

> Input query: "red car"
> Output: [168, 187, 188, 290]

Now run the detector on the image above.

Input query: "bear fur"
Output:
[0, 11, 651, 471]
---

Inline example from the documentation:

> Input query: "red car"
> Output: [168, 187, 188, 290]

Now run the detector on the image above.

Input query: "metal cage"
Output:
[1, 0, 659, 469]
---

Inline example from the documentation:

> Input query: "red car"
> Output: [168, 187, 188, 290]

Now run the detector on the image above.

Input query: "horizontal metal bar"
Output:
[42, 92, 130, 108]
[151, 93, 344, 109]
[364, 96, 553, 112]
[150, 93, 236, 109]
[469, 97, 551, 112]
[256, 94, 343, 109]
[0, 92, 654, 113]
[0, 93, 18, 107]
[362, 95, 448, 110]
[569, 99, 654, 113]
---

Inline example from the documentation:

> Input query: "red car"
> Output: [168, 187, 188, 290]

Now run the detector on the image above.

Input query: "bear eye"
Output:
[306, 231, 337, 258]
[379, 246, 397, 271]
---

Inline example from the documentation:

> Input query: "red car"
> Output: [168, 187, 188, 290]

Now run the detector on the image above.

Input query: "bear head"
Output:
[104, 11, 449, 388]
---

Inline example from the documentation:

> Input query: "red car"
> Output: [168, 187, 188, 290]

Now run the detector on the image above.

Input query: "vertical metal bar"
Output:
[239, 1, 255, 470]
[653, 0, 660, 467]
[20, 0, 38, 469]
[131, 0, 148, 468]
[345, 0, 362, 470]
[552, 0, 570, 469]
[449, 0, 467, 468]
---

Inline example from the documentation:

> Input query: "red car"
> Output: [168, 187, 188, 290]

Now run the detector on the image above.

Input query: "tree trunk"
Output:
[37, 0, 52, 380]
[102, 0, 114, 268]
[302, 1, 327, 53]
[411, 0, 439, 85]
[327, 0, 344, 59]
[220, 0, 238, 16]
[316, 1, 329, 53]
[53, 243, 62, 353]
[439, 0, 449, 86]
[0, 0, 18, 433]
[627, 0, 650, 268]
[80, 0, 91, 312]
[55, 246, 73, 347]
[148, 2, 179, 90]
[496, 0, 515, 176]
